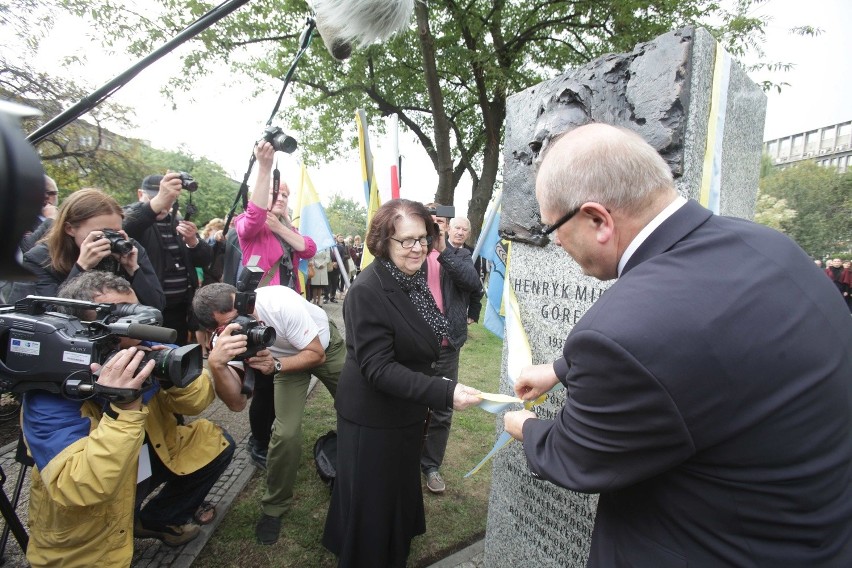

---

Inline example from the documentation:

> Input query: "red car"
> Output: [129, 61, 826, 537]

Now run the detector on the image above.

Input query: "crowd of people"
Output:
[8, 139, 489, 567]
[7, 122, 852, 567]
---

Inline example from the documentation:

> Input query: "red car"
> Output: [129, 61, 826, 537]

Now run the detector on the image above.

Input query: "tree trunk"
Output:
[415, 1, 454, 206]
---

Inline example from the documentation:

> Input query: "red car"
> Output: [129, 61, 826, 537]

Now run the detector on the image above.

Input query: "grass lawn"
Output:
[195, 322, 503, 567]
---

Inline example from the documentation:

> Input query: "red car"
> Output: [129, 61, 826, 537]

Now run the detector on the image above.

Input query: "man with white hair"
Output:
[505, 123, 852, 566]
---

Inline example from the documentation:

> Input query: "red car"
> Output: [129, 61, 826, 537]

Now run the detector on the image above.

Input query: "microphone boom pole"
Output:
[27, 0, 252, 145]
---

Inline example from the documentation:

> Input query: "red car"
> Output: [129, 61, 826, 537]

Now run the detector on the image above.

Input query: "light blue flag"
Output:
[292, 164, 335, 276]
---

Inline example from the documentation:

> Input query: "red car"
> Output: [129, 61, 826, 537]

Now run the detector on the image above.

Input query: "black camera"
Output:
[427, 205, 456, 219]
[178, 171, 198, 192]
[0, 297, 202, 402]
[262, 126, 297, 154]
[230, 314, 276, 360]
[101, 229, 133, 255]
[231, 265, 275, 360]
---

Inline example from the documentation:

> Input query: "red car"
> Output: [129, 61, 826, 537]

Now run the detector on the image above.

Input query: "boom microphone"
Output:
[312, 0, 414, 61]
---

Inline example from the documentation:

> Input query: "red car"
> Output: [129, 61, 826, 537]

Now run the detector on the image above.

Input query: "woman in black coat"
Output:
[322, 199, 481, 567]
[17, 188, 164, 310]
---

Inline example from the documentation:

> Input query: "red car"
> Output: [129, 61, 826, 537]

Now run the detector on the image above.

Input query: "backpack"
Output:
[313, 430, 338, 490]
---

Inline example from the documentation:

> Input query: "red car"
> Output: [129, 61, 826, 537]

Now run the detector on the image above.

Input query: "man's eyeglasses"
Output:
[45, 191, 58, 196]
[542, 206, 581, 236]
[389, 236, 433, 249]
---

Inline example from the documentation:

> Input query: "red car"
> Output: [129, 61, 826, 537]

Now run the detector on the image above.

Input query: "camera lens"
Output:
[271, 132, 297, 154]
[247, 324, 276, 351]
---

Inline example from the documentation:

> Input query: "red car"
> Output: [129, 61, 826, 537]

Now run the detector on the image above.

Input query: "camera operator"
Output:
[22, 271, 234, 566]
[193, 282, 343, 546]
[123, 172, 212, 344]
[13, 188, 164, 310]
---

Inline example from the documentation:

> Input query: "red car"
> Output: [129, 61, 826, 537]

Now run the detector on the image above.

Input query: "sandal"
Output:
[193, 501, 217, 525]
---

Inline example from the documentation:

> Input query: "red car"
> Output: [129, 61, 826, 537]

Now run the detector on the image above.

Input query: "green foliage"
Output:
[753, 190, 796, 231]
[50, 0, 790, 242]
[759, 163, 852, 258]
[325, 195, 366, 238]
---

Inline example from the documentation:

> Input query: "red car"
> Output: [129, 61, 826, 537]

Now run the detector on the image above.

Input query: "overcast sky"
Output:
[30, 0, 851, 215]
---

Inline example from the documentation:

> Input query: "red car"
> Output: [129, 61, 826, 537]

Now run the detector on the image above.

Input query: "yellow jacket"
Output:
[23, 370, 228, 567]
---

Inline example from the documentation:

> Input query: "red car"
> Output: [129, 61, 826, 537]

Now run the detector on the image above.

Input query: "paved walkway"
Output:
[0, 299, 485, 567]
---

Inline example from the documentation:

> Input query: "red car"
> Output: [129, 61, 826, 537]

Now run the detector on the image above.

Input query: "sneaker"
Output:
[425, 471, 446, 494]
[134, 519, 200, 547]
[250, 443, 268, 470]
[255, 514, 283, 545]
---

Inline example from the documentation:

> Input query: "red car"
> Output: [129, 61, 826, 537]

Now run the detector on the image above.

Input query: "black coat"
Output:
[523, 200, 852, 566]
[17, 240, 165, 310]
[335, 260, 454, 430]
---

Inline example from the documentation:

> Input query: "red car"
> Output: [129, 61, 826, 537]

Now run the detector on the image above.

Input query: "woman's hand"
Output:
[77, 231, 113, 270]
[254, 140, 275, 170]
[115, 230, 139, 275]
[452, 383, 482, 410]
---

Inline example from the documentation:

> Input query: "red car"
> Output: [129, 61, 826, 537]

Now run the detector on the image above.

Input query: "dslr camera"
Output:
[0, 296, 202, 403]
[101, 229, 134, 255]
[177, 171, 198, 192]
[261, 126, 298, 154]
[231, 265, 276, 360]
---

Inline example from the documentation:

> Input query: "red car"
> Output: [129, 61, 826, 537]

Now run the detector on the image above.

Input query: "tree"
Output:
[55, 0, 807, 240]
[753, 190, 796, 232]
[325, 195, 367, 238]
[759, 163, 852, 258]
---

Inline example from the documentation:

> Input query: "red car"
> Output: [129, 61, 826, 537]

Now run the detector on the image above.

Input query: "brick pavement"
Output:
[0, 297, 484, 567]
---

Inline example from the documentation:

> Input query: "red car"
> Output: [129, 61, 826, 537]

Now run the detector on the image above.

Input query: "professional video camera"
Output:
[0, 101, 47, 281]
[261, 125, 297, 154]
[0, 296, 202, 403]
[231, 265, 276, 360]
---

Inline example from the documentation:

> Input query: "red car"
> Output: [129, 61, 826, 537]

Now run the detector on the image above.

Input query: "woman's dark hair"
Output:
[365, 199, 439, 259]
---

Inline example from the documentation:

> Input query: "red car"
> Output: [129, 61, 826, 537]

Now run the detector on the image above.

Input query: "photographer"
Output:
[194, 282, 343, 546]
[14, 188, 164, 310]
[123, 172, 212, 344]
[22, 271, 234, 566]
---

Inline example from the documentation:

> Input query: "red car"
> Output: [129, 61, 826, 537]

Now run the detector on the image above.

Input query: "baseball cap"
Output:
[141, 174, 163, 195]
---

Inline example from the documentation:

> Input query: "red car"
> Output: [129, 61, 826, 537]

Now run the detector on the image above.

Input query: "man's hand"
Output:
[208, 323, 247, 367]
[176, 220, 200, 247]
[514, 363, 560, 401]
[148, 172, 183, 215]
[246, 349, 277, 375]
[42, 203, 58, 220]
[504, 409, 537, 441]
[93, 347, 154, 411]
[452, 383, 482, 410]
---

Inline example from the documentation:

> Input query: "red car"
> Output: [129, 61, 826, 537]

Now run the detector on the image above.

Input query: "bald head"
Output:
[536, 123, 676, 219]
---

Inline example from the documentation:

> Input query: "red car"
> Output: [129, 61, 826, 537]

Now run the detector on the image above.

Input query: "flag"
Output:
[474, 192, 506, 338]
[356, 109, 382, 269]
[389, 114, 401, 199]
[291, 163, 335, 285]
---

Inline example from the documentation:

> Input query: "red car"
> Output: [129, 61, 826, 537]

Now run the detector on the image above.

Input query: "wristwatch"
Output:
[273, 358, 283, 373]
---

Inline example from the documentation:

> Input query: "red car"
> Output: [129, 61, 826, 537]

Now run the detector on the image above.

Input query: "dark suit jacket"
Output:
[335, 260, 454, 429]
[522, 200, 852, 566]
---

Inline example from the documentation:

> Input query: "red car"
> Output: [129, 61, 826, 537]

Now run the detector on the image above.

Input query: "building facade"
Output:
[764, 120, 852, 173]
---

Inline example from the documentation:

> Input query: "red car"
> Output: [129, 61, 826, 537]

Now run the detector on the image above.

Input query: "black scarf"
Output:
[380, 258, 448, 344]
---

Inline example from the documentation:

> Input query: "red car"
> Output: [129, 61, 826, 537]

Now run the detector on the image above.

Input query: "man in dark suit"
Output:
[504, 123, 852, 566]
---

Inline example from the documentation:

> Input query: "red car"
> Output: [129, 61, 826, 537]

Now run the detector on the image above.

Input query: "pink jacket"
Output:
[235, 201, 316, 292]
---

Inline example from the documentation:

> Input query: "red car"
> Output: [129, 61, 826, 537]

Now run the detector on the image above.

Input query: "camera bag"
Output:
[313, 430, 338, 491]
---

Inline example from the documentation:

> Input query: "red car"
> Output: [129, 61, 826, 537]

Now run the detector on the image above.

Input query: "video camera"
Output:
[231, 265, 276, 360]
[0, 296, 202, 403]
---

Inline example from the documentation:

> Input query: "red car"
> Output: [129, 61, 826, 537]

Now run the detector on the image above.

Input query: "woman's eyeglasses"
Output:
[389, 236, 433, 249]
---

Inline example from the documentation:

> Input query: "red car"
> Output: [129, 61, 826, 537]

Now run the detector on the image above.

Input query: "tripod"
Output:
[0, 436, 31, 563]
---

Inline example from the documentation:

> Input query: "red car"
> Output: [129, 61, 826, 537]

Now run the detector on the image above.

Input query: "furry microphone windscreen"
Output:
[313, 0, 415, 60]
